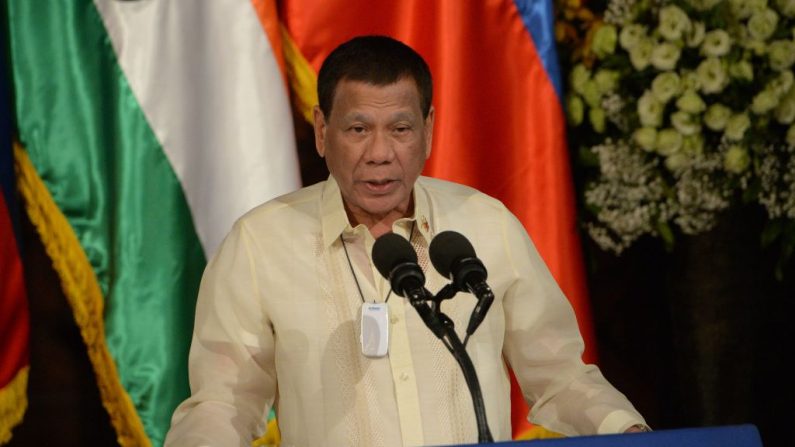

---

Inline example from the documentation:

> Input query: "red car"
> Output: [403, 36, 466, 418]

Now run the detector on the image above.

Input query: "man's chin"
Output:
[358, 200, 409, 219]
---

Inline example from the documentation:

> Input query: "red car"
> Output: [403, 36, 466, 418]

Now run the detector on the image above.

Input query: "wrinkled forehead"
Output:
[334, 75, 421, 98]
[328, 76, 424, 116]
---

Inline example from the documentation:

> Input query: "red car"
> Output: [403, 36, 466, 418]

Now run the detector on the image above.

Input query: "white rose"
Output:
[681, 70, 702, 91]
[651, 72, 681, 103]
[704, 103, 733, 130]
[787, 123, 795, 145]
[594, 69, 620, 94]
[743, 38, 768, 56]
[775, 96, 795, 124]
[729, 60, 755, 81]
[750, 0, 769, 11]
[768, 40, 795, 71]
[676, 90, 707, 114]
[592, 24, 618, 59]
[570, 64, 591, 95]
[633, 127, 658, 151]
[686, 22, 706, 47]
[748, 8, 779, 41]
[582, 79, 601, 107]
[656, 128, 683, 155]
[620, 24, 647, 51]
[566, 95, 585, 126]
[665, 153, 691, 172]
[701, 30, 732, 57]
[629, 39, 654, 70]
[638, 91, 664, 127]
[589, 107, 607, 133]
[697, 57, 729, 94]
[686, 0, 723, 11]
[671, 111, 702, 135]
[650, 42, 681, 70]
[730, 0, 767, 19]
[724, 145, 751, 173]
[768, 71, 794, 95]
[776, 0, 795, 17]
[751, 89, 780, 114]
[683, 133, 705, 155]
[725, 113, 751, 141]
[658, 5, 691, 41]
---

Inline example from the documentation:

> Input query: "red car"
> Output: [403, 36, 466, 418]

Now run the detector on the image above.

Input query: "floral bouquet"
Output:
[561, 0, 795, 273]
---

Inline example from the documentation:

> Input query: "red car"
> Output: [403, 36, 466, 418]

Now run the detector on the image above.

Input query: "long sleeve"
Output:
[164, 221, 276, 447]
[498, 208, 646, 436]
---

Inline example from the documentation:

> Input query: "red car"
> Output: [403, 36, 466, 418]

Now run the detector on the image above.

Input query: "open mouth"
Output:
[362, 179, 397, 193]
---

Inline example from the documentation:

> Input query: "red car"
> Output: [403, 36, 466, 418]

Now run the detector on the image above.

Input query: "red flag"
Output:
[280, 0, 593, 438]
[1, 34, 30, 441]
[1, 170, 30, 445]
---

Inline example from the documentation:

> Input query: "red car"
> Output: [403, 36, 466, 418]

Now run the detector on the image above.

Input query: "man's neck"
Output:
[366, 221, 398, 239]
[345, 202, 414, 239]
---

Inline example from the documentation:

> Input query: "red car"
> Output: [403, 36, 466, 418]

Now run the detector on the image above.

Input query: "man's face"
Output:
[313, 78, 434, 224]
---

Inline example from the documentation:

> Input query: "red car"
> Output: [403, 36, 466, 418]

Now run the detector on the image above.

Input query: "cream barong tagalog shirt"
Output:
[165, 176, 646, 447]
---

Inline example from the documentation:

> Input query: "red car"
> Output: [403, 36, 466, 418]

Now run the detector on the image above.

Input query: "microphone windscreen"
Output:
[429, 230, 477, 278]
[372, 232, 417, 280]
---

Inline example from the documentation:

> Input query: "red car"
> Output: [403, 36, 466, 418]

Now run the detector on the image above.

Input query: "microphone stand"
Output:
[406, 288, 494, 443]
[437, 313, 493, 443]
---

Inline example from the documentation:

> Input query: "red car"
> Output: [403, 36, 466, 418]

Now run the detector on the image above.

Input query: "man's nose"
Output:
[365, 130, 395, 164]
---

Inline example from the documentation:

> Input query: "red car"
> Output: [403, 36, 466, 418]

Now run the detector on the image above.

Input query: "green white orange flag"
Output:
[278, 0, 593, 439]
[5, 0, 299, 445]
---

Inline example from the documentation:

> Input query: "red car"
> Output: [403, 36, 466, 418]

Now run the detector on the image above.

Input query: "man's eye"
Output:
[351, 126, 366, 133]
[394, 126, 410, 133]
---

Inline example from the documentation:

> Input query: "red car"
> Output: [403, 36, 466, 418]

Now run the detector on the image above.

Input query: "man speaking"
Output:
[165, 35, 648, 446]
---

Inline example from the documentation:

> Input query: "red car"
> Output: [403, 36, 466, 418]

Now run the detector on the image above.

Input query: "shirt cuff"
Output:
[597, 409, 646, 434]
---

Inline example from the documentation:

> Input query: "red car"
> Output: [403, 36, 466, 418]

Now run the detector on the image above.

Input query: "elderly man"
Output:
[165, 35, 648, 447]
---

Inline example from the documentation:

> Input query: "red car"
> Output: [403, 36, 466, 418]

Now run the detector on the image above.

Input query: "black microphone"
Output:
[372, 233, 426, 299]
[429, 231, 495, 337]
[372, 233, 445, 338]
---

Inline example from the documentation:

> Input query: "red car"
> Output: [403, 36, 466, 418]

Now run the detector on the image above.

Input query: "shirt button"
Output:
[400, 372, 410, 381]
[390, 315, 399, 324]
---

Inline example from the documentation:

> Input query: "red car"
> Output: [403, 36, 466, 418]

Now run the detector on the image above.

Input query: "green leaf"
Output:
[579, 146, 600, 167]
[775, 241, 793, 282]
[761, 219, 784, 248]
[585, 202, 602, 216]
[656, 220, 675, 252]
[741, 183, 758, 204]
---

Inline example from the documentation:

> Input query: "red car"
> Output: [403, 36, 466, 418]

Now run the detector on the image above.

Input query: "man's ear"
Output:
[424, 106, 435, 159]
[313, 106, 327, 158]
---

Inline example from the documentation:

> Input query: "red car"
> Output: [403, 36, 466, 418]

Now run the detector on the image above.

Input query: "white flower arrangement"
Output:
[560, 0, 795, 271]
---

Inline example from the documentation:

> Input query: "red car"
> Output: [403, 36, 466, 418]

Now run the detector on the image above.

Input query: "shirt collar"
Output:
[320, 175, 433, 247]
